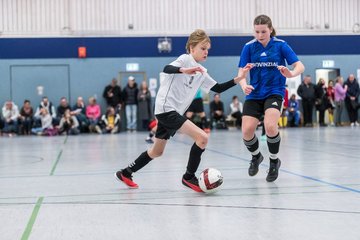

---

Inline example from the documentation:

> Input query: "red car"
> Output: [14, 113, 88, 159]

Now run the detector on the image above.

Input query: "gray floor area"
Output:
[1, 127, 360, 240]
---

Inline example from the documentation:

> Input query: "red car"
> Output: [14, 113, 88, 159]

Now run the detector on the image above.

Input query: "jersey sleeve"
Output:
[281, 42, 299, 65]
[238, 44, 251, 68]
[169, 54, 188, 67]
[201, 73, 217, 93]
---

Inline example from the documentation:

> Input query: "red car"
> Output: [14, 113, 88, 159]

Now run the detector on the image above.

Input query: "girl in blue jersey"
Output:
[238, 15, 305, 182]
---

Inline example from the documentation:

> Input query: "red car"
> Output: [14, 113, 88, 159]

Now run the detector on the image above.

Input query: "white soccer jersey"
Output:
[155, 54, 217, 115]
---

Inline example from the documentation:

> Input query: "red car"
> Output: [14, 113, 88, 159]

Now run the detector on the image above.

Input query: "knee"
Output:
[196, 132, 208, 149]
[265, 123, 278, 136]
[242, 125, 255, 140]
[148, 149, 163, 158]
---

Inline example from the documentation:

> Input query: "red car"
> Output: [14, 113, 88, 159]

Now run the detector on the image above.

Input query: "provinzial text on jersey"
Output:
[252, 62, 278, 67]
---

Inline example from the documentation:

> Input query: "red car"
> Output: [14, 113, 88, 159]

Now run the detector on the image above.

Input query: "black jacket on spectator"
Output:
[123, 83, 139, 105]
[103, 85, 122, 108]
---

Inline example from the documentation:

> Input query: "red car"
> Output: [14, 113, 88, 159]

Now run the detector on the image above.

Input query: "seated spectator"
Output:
[229, 96, 243, 128]
[86, 97, 101, 133]
[99, 106, 120, 134]
[2, 100, 20, 135]
[31, 108, 55, 136]
[18, 100, 34, 135]
[0, 117, 4, 134]
[57, 97, 71, 119]
[57, 109, 80, 135]
[278, 88, 289, 128]
[185, 89, 210, 132]
[71, 96, 89, 133]
[287, 94, 301, 127]
[34, 96, 57, 127]
[210, 93, 227, 129]
[145, 119, 157, 144]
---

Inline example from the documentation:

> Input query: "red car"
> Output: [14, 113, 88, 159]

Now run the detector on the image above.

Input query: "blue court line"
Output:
[173, 139, 360, 194]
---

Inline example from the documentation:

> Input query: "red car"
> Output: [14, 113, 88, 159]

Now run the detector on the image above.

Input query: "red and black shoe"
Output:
[114, 170, 139, 189]
[182, 175, 203, 193]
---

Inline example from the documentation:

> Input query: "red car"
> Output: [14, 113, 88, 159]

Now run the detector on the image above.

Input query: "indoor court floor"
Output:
[1, 127, 359, 240]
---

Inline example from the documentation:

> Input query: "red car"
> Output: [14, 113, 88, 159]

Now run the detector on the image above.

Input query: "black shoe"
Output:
[248, 153, 264, 176]
[266, 159, 281, 182]
[182, 175, 203, 192]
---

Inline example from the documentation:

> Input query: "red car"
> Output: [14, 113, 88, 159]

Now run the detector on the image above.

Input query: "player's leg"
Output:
[242, 100, 263, 177]
[264, 96, 283, 182]
[242, 116, 263, 176]
[178, 119, 209, 192]
[115, 138, 167, 188]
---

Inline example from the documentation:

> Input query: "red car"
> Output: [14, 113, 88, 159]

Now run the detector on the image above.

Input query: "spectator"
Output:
[137, 81, 152, 131]
[315, 78, 329, 127]
[145, 119, 157, 144]
[103, 78, 122, 112]
[86, 97, 102, 133]
[18, 100, 34, 135]
[185, 90, 210, 132]
[287, 94, 301, 127]
[326, 80, 336, 126]
[2, 100, 19, 135]
[297, 75, 316, 127]
[71, 96, 89, 133]
[99, 106, 120, 134]
[57, 97, 71, 118]
[210, 93, 226, 129]
[34, 96, 57, 126]
[123, 76, 139, 131]
[229, 95, 243, 128]
[278, 87, 289, 128]
[57, 109, 80, 135]
[31, 108, 54, 136]
[344, 74, 360, 126]
[334, 76, 348, 126]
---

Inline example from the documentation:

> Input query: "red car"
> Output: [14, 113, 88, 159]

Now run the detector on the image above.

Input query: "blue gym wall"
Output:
[0, 35, 359, 122]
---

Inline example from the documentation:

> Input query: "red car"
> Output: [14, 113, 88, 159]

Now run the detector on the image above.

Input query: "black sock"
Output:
[267, 133, 281, 160]
[123, 151, 153, 176]
[243, 135, 260, 156]
[184, 143, 205, 180]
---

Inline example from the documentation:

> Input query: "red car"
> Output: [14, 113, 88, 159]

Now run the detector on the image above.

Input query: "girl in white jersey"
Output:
[238, 15, 305, 182]
[115, 29, 251, 192]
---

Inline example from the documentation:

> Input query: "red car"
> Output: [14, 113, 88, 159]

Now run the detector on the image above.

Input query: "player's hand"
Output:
[180, 66, 205, 75]
[241, 83, 255, 95]
[238, 63, 253, 79]
[277, 65, 293, 78]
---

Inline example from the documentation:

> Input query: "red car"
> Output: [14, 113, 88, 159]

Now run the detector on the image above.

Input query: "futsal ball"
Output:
[198, 168, 223, 194]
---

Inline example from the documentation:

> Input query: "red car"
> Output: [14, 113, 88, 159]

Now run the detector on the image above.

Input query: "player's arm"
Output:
[163, 65, 204, 74]
[210, 79, 237, 93]
[238, 63, 254, 95]
[277, 61, 305, 78]
[211, 64, 252, 93]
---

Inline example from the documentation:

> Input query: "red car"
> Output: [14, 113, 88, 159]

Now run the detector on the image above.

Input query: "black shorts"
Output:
[242, 95, 283, 120]
[186, 98, 204, 113]
[155, 111, 187, 140]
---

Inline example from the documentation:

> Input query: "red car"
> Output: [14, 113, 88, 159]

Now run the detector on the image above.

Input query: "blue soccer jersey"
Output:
[238, 37, 299, 100]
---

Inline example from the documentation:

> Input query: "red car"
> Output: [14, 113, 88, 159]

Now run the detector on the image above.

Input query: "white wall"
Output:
[0, 0, 359, 37]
